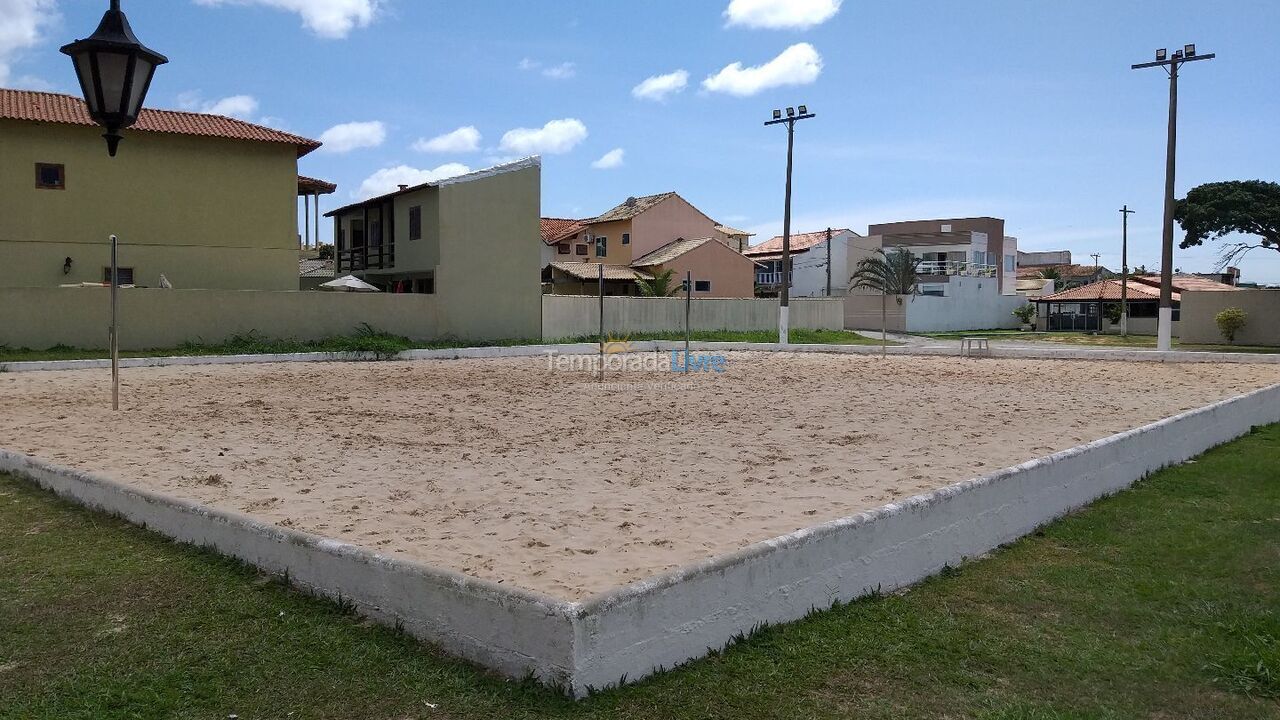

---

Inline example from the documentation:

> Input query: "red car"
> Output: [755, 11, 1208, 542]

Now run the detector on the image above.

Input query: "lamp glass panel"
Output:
[125, 58, 155, 120]
[73, 52, 100, 113]
[94, 50, 130, 114]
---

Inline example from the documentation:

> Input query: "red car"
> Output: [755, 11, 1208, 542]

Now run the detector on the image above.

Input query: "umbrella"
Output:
[320, 275, 381, 292]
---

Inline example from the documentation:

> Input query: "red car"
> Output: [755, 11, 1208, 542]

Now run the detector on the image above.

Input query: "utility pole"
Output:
[1119, 205, 1135, 336]
[1133, 44, 1214, 351]
[825, 226, 832, 297]
[1090, 253, 1102, 333]
[765, 105, 815, 345]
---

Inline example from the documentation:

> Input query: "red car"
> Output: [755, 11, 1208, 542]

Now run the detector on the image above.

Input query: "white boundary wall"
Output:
[541, 296, 842, 340]
[3, 347, 1279, 696]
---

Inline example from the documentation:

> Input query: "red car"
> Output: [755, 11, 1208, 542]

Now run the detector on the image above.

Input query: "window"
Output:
[408, 205, 422, 241]
[102, 267, 134, 285]
[940, 223, 952, 233]
[694, 280, 711, 292]
[557, 242, 570, 254]
[622, 233, 630, 245]
[350, 219, 365, 247]
[595, 236, 607, 257]
[1004, 254, 1015, 272]
[414, 275, 435, 294]
[575, 244, 588, 256]
[35, 163, 65, 190]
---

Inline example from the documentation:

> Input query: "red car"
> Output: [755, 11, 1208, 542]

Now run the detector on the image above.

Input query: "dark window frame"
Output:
[595, 236, 607, 258]
[621, 233, 630, 245]
[102, 267, 135, 286]
[35, 163, 65, 190]
[557, 242, 570, 255]
[575, 244, 588, 256]
[408, 205, 422, 241]
[694, 280, 711, 292]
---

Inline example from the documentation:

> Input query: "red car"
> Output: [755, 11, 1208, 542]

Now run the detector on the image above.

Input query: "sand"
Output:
[1, 352, 1277, 599]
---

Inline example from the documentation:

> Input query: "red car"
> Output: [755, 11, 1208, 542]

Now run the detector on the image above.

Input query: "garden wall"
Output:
[1179, 289, 1280, 346]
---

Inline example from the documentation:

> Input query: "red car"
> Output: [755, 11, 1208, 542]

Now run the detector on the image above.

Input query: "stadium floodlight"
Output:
[786, 107, 795, 117]
[763, 105, 817, 346]
[772, 109, 782, 120]
[1156, 48, 1167, 61]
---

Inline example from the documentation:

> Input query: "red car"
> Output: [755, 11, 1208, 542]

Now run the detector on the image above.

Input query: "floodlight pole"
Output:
[1119, 205, 1135, 336]
[684, 270, 692, 362]
[765, 107, 816, 346]
[597, 262, 604, 383]
[1132, 45, 1214, 351]
[110, 234, 119, 411]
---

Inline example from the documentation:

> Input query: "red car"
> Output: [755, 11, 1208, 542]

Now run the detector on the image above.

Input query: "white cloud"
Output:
[591, 148, 625, 170]
[702, 43, 822, 97]
[724, 0, 841, 29]
[318, 121, 387, 153]
[193, 0, 381, 39]
[0, 0, 57, 87]
[412, 126, 481, 153]
[357, 163, 471, 199]
[632, 70, 689, 102]
[518, 58, 577, 79]
[176, 92, 261, 120]
[499, 118, 588, 155]
[542, 61, 576, 80]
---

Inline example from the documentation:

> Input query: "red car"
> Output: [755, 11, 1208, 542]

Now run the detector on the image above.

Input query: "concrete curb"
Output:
[0, 450, 581, 687]
[2, 339, 1276, 373]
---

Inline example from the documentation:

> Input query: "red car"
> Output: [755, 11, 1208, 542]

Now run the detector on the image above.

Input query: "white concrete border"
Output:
[3, 352, 1279, 697]
[0, 450, 580, 688]
[2, 339, 1277, 373]
[567, 381, 1280, 693]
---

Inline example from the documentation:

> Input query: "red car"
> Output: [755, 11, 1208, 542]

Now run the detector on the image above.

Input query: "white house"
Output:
[743, 228, 868, 297]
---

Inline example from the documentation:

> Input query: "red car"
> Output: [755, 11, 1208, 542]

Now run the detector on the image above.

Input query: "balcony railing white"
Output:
[915, 260, 997, 278]
[756, 271, 784, 285]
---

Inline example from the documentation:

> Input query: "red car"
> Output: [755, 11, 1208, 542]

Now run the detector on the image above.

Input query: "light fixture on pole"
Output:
[764, 104, 816, 346]
[1132, 44, 1213, 351]
[62, 1, 167, 411]
[60, 0, 168, 158]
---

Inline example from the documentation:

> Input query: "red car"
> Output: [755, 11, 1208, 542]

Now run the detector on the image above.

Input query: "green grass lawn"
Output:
[0, 328, 884, 363]
[921, 330, 1280, 354]
[3, 426, 1278, 719]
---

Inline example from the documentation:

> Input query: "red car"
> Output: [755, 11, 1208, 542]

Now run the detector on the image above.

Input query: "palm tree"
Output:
[850, 248, 921, 356]
[1037, 267, 1062, 282]
[636, 268, 681, 297]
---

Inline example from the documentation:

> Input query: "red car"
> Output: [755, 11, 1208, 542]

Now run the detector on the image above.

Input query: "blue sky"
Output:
[6, 0, 1279, 282]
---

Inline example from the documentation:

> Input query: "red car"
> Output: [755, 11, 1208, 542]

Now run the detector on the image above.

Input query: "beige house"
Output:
[325, 157, 542, 339]
[546, 236, 756, 298]
[557, 192, 734, 265]
[0, 88, 324, 290]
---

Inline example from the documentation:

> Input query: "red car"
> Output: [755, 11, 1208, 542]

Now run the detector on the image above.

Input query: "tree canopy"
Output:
[636, 267, 681, 297]
[1175, 180, 1280, 267]
[850, 248, 921, 295]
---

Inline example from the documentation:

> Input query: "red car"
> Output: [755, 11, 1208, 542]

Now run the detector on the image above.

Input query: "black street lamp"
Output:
[60, 0, 168, 158]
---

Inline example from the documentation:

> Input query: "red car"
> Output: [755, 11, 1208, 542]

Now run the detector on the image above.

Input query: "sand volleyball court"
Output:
[2, 351, 1277, 599]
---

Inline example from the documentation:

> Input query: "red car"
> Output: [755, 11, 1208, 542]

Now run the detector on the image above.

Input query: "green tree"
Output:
[1175, 180, 1280, 267]
[850, 248, 921, 356]
[1012, 304, 1037, 327]
[1215, 307, 1248, 343]
[636, 268, 681, 297]
[1037, 267, 1062, 282]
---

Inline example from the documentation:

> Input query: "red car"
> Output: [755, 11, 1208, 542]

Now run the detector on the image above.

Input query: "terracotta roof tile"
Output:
[298, 175, 337, 195]
[715, 224, 753, 237]
[745, 228, 855, 256]
[1130, 274, 1240, 292]
[631, 237, 712, 267]
[0, 88, 321, 157]
[549, 262, 654, 281]
[299, 258, 334, 278]
[591, 192, 676, 223]
[540, 217, 587, 244]
[1036, 279, 1174, 303]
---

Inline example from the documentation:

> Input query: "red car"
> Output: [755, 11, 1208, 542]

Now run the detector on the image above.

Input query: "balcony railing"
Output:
[916, 260, 997, 278]
[756, 271, 784, 285]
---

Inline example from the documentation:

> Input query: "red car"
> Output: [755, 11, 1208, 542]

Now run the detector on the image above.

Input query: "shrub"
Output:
[1216, 307, 1248, 343]
[1011, 304, 1037, 324]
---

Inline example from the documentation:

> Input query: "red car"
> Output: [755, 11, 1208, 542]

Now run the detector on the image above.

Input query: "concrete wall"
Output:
[1179, 289, 1280, 346]
[844, 279, 1023, 333]
[0, 287, 456, 350]
[843, 293, 908, 333]
[541, 295, 842, 339]
[1, 120, 300, 290]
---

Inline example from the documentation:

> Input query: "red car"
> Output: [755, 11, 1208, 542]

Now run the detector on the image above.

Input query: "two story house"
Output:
[867, 217, 1020, 296]
[0, 88, 326, 290]
[743, 228, 868, 297]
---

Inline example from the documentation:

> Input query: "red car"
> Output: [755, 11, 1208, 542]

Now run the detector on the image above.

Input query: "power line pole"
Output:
[1119, 205, 1135, 337]
[825, 226, 832, 297]
[765, 105, 815, 346]
[1133, 44, 1214, 351]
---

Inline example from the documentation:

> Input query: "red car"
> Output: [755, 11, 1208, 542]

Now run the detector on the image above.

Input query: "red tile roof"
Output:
[1035, 279, 1175, 303]
[1016, 263, 1112, 280]
[744, 228, 855, 256]
[0, 88, 321, 157]
[298, 175, 337, 195]
[1130, 274, 1240, 292]
[540, 217, 586, 245]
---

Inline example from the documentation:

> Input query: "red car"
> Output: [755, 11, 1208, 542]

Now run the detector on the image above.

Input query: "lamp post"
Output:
[61, 0, 167, 411]
[764, 105, 815, 346]
[1132, 44, 1213, 351]
[1119, 205, 1135, 337]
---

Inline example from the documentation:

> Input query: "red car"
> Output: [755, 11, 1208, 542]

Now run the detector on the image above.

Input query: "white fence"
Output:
[541, 295, 843, 340]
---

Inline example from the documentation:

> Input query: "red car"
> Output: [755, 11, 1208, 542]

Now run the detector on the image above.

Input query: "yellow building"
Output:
[0, 88, 323, 290]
